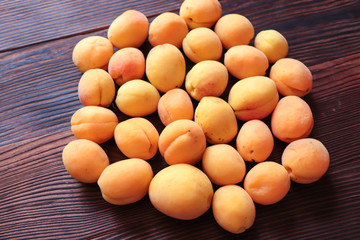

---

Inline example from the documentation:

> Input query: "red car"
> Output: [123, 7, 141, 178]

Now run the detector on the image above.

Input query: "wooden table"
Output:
[1, 0, 359, 239]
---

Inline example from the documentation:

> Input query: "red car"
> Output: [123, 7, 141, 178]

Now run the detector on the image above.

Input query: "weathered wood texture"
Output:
[1, 0, 360, 239]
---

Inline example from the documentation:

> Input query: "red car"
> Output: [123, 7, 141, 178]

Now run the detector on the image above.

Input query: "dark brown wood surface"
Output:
[1, 0, 359, 239]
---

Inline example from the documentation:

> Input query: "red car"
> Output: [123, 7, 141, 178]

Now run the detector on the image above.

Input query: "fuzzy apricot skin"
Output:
[98, 158, 153, 205]
[180, 0, 222, 29]
[149, 12, 189, 48]
[212, 185, 256, 234]
[224, 45, 269, 79]
[158, 119, 206, 165]
[72, 36, 114, 73]
[271, 95, 314, 143]
[114, 118, 159, 160]
[107, 10, 149, 49]
[185, 60, 228, 101]
[244, 161, 291, 205]
[215, 14, 254, 49]
[270, 58, 313, 97]
[108, 48, 145, 86]
[78, 69, 115, 107]
[115, 79, 160, 117]
[71, 106, 118, 144]
[62, 139, 110, 183]
[182, 28, 223, 63]
[236, 120, 274, 163]
[228, 76, 279, 121]
[195, 97, 238, 144]
[148, 164, 214, 220]
[146, 44, 186, 93]
[255, 29, 288, 63]
[282, 138, 330, 184]
[157, 88, 194, 126]
[202, 144, 246, 186]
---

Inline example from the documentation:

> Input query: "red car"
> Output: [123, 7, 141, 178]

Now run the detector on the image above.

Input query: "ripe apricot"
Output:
[202, 144, 246, 186]
[157, 88, 194, 126]
[71, 106, 118, 144]
[108, 47, 145, 86]
[244, 161, 291, 205]
[158, 119, 206, 165]
[108, 10, 149, 49]
[212, 185, 256, 234]
[62, 139, 110, 183]
[114, 118, 159, 160]
[185, 60, 228, 101]
[98, 158, 153, 205]
[148, 164, 213, 220]
[255, 29, 288, 63]
[72, 36, 113, 73]
[282, 138, 330, 184]
[271, 95, 314, 143]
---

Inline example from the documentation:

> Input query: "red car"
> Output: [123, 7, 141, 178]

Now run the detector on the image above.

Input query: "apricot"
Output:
[98, 158, 153, 205]
[202, 144, 246, 186]
[255, 29, 288, 63]
[244, 161, 291, 205]
[212, 185, 256, 234]
[185, 60, 228, 101]
[158, 119, 206, 165]
[271, 95, 314, 143]
[282, 138, 330, 184]
[195, 97, 238, 144]
[214, 14, 254, 49]
[157, 88, 194, 126]
[72, 36, 113, 73]
[78, 69, 115, 107]
[224, 45, 269, 79]
[115, 79, 160, 117]
[180, 0, 222, 29]
[108, 47, 145, 86]
[228, 76, 279, 121]
[114, 118, 159, 160]
[236, 120, 274, 163]
[148, 12, 188, 48]
[270, 58, 313, 97]
[71, 106, 118, 144]
[182, 27, 223, 63]
[62, 139, 110, 183]
[107, 10, 149, 49]
[146, 44, 186, 92]
[148, 164, 213, 220]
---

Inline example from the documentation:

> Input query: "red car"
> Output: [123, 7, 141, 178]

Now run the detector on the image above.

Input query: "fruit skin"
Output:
[62, 139, 110, 183]
[215, 14, 254, 49]
[270, 58, 313, 97]
[180, 0, 222, 29]
[114, 118, 159, 160]
[195, 96, 238, 144]
[255, 29, 288, 63]
[98, 158, 153, 205]
[212, 185, 256, 234]
[282, 138, 330, 184]
[202, 144, 246, 186]
[271, 95, 314, 143]
[70, 106, 118, 144]
[148, 164, 214, 220]
[146, 44, 186, 93]
[157, 88, 194, 126]
[158, 119, 206, 165]
[72, 36, 114, 73]
[108, 47, 145, 86]
[148, 12, 188, 48]
[107, 10, 149, 49]
[228, 76, 279, 121]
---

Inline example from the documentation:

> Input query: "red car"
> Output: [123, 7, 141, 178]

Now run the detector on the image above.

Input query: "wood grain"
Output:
[1, 0, 360, 239]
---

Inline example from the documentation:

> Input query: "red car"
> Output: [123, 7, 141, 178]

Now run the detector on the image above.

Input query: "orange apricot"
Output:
[254, 29, 288, 63]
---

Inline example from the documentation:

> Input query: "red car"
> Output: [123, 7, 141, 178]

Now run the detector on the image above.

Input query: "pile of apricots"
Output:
[62, 0, 330, 234]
